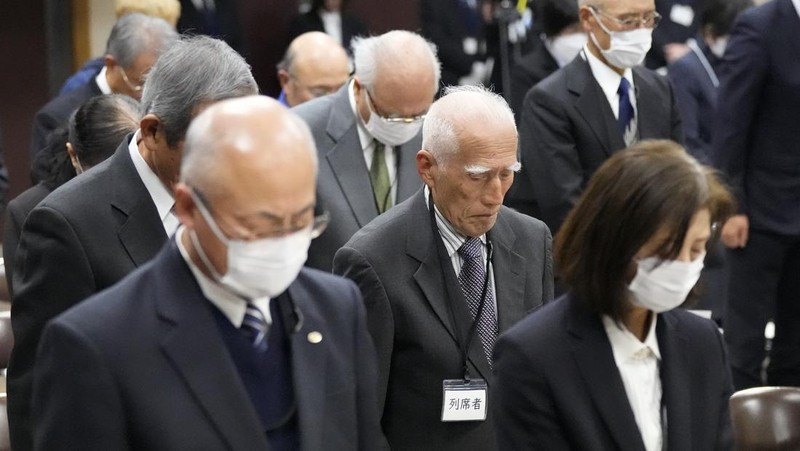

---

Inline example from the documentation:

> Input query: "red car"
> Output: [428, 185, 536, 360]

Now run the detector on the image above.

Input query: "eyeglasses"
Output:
[119, 66, 144, 92]
[365, 90, 426, 124]
[588, 5, 662, 30]
[193, 189, 329, 240]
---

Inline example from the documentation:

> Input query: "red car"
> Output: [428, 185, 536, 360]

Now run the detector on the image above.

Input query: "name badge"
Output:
[669, 4, 694, 27]
[441, 379, 487, 422]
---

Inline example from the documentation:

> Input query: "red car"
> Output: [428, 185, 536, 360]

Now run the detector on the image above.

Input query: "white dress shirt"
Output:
[319, 10, 343, 46]
[176, 226, 272, 327]
[794, 0, 800, 18]
[583, 46, 638, 146]
[95, 66, 112, 95]
[127, 130, 179, 235]
[602, 314, 663, 451]
[347, 79, 398, 205]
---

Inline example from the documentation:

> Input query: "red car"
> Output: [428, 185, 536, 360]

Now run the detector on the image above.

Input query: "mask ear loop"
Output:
[187, 227, 226, 282]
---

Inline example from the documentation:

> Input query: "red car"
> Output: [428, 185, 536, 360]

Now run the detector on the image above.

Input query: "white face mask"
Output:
[709, 36, 728, 58]
[362, 89, 424, 147]
[191, 194, 311, 300]
[628, 253, 705, 313]
[546, 32, 587, 68]
[589, 9, 653, 69]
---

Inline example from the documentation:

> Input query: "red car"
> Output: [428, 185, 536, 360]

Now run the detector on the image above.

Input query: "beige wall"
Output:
[88, 0, 115, 57]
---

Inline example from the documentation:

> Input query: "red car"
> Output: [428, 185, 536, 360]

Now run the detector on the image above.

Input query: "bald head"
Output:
[278, 32, 350, 107]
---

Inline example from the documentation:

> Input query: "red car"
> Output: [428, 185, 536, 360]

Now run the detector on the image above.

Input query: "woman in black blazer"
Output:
[493, 140, 736, 450]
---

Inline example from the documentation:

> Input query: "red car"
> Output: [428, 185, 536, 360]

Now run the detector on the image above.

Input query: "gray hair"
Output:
[422, 85, 516, 164]
[352, 30, 441, 93]
[181, 96, 318, 196]
[140, 35, 258, 148]
[105, 13, 178, 68]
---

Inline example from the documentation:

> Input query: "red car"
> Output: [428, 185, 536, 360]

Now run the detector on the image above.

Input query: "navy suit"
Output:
[711, 0, 800, 388]
[668, 40, 720, 162]
[493, 295, 734, 450]
[32, 239, 385, 450]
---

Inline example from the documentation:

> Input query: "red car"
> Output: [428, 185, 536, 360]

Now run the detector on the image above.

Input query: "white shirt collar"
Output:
[602, 314, 661, 363]
[348, 79, 373, 152]
[583, 45, 635, 109]
[95, 66, 112, 95]
[176, 226, 272, 327]
[127, 129, 176, 234]
[793, 0, 800, 19]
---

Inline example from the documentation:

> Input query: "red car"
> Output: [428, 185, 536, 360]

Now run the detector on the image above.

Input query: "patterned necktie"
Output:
[241, 303, 269, 352]
[370, 140, 392, 214]
[618, 77, 636, 146]
[457, 237, 498, 366]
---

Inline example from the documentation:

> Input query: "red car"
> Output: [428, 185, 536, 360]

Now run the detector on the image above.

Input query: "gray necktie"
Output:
[457, 237, 498, 366]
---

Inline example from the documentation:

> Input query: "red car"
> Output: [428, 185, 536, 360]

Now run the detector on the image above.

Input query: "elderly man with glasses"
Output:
[516, 0, 683, 236]
[293, 30, 441, 271]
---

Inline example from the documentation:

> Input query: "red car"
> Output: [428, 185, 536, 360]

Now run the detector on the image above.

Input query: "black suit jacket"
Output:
[520, 55, 682, 233]
[421, 0, 485, 87]
[493, 294, 734, 450]
[288, 9, 366, 52]
[292, 85, 423, 271]
[177, 0, 245, 55]
[2, 183, 52, 299]
[32, 239, 385, 450]
[29, 77, 101, 164]
[333, 189, 554, 451]
[668, 41, 719, 162]
[711, 0, 800, 235]
[8, 136, 167, 451]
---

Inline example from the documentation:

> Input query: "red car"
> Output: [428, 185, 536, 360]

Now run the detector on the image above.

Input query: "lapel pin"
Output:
[307, 331, 323, 344]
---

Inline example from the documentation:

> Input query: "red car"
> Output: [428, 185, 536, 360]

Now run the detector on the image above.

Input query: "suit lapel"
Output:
[778, 0, 800, 63]
[284, 283, 328, 451]
[657, 313, 692, 451]
[408, 191, 491, 382]
[487, 214, 525, 333]
[110, 137, 168, 266]
[156, 242, 269, 451]
[324, 89, 379, 228]
[395, 136, 423, 202]
[566, 298, 646, 451]
[569, 58, 624, 155]
[632, 67, 661, 142]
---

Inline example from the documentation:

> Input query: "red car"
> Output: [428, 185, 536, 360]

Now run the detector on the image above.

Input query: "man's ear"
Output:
[66, 143, 81, 173]
[173, 183, 195, 228]
[278, 69, 291, 89]
[417, 149, 436, 186]
[139, 114, 164, 150]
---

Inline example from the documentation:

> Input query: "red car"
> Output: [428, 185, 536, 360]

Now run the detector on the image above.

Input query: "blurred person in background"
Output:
[276, 32, 351, 108]
[289, 0, 367, 53]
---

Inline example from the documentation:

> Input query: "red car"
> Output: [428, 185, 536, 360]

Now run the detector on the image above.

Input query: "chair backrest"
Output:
[0, 312, 12, 369]
[730, 386, 800, 450]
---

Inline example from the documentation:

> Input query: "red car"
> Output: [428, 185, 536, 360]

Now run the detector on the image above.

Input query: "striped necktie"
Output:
[241, 303, 269, 352]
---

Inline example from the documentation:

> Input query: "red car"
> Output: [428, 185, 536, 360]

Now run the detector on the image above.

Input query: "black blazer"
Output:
[333, 189, 553, 451]
[2, 183, 52, 299]
[177, 0, 245, 55]
[519, 55, 682, 233]
[493, 294, 734, 450]
[420, 0, 485, 87]
[8, 136, 167, 451]
[29, 77, 101, 165]
[288, 9, 366, 52]
[711, 0, 800, 235]
[32, 240, 386, 450]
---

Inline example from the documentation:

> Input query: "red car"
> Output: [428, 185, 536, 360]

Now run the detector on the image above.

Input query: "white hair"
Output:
[422, 85, 516, 165]
[352, 30, 441, 93]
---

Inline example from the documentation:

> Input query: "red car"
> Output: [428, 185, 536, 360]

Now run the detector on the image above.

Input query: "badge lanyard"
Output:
[427, 190, 493, 381]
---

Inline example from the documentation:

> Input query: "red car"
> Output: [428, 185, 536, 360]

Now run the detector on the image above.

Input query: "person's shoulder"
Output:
[501, 295, 570, 345]
[498, 206, 550, 237]
[291, 88, 345, 122]
[345, 194, 420, 251]
[293, 268, 363, 317]
[36, 154, 116, 216]
[663, 308, 720, 336]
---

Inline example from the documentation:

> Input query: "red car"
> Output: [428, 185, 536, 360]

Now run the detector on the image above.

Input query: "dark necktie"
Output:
[370, 140, 392, 214]
[618, 77, 635, 144]
[457, 237, 498, 366]
[241, 303, 269, 352]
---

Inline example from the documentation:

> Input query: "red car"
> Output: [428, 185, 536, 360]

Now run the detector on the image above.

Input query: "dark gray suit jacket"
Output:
[293, 85, 423, 271]
[520, 55, 682, 233]
[493, 294, 734, 450]
[333, 189, 554, 451]
[8, 136, 167, 451]
[32, 240, 385, 450]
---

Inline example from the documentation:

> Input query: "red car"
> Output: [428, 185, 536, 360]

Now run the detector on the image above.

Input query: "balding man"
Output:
[293, 30, 441, 271]
[9, 36, 257, 451]
[277, 31, 350, 107]
[32, 13, 177, 174]
[30, 96, 386, 451]
[333, 85, 553, 450]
